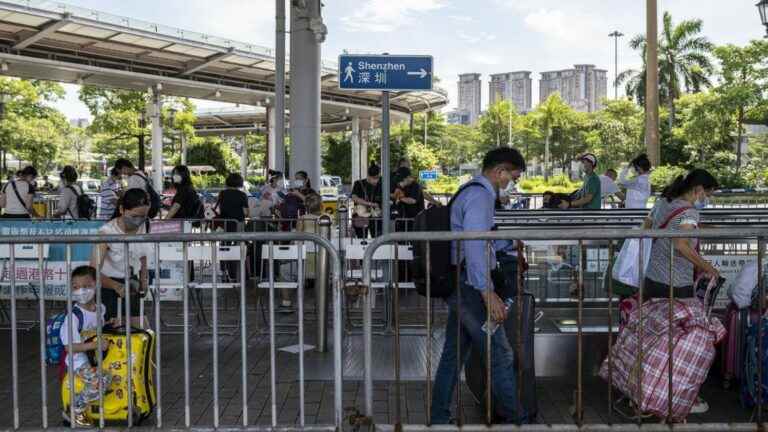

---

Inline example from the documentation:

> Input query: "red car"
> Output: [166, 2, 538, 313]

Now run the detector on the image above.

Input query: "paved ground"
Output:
[0, 300, 759, 429]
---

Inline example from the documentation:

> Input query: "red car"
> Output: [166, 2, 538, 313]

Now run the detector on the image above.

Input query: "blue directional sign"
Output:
[338, 54, 433, 91]
[419, 170, 438, 181]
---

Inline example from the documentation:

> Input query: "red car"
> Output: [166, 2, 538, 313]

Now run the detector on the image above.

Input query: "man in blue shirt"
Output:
[431, 148, 527, 424]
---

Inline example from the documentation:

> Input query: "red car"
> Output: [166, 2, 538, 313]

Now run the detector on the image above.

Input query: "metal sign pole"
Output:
[381, 90, 390, 235]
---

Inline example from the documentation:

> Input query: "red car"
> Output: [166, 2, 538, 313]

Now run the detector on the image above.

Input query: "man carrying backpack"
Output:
[431, 148, 527, 425]
[114, 159, 160, 219]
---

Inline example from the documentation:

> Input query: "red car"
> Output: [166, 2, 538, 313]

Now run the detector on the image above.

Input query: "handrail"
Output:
[359, 227, 768, 422]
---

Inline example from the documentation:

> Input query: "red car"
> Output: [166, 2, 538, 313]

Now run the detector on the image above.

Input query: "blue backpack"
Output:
[45, 307, 84, 366]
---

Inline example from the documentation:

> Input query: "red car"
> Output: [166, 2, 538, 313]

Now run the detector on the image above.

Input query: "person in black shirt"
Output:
[215, 173, 251, 231]
[164, 165, 202, 220]
[214, 173, 251, 280]
[391, 167, 420, 231]
[351, 164, 383, 238]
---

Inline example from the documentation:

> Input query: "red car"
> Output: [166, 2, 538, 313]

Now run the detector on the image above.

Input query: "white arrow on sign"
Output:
[407, 68, 428, 79]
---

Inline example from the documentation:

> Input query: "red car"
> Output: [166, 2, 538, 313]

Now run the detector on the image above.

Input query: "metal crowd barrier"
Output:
[360, 227, 768, 431]
[0, 231, 344, 430]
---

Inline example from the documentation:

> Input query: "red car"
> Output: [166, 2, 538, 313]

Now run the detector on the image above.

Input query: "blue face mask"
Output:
[694, 198, 709, 210]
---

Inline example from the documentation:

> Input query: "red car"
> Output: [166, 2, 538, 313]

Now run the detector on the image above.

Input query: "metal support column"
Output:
[267, 106, 278, 171]
[351, 116, 360, 182]
[289, 0, 325, 186]
[275, 0, 287, 174]
[381, 92, 391, 235]
[150, 89, 164, 191]
[240, 135, 248, 181]
[360, 127, 369, 173]
[180, 132, 187, 166]
[316, 215, 331, 352]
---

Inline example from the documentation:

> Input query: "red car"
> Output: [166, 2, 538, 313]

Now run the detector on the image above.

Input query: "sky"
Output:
[50, 0, 762, 120]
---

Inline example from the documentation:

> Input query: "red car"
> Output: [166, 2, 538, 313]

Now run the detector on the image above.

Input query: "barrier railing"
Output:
[0, 231, 344, 431]
[360, 228, 768, 430]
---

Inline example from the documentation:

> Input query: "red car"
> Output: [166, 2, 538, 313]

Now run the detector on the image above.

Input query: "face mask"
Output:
[695, 197, 709, 210]
[294, 179, 305, 189]
[71, 288, 95, 305]
[172, 174, 183, 184]
[123, 214, 146, 230]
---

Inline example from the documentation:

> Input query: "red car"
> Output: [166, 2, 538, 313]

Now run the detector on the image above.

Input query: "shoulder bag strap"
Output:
[65, 185, 81, 218]
[659, 206, 693, 230]
[9, 181, 29, 215]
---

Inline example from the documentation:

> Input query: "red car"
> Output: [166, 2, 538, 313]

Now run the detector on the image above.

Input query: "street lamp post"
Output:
[0, 91, 9, 174]
[137, 112, 147, 171]
[609, 31, 624, 99]
[757, 0, 768, 36]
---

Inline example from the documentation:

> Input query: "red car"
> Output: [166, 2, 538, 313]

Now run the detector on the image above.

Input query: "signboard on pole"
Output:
[338, 55, 433, 91]
[419, 170, 438, 181]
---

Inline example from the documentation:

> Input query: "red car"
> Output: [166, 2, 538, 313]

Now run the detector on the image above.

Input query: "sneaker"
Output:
[63, 411, 93, 428]
[690, 397, 709, 414]
[74, 412, 94, 428]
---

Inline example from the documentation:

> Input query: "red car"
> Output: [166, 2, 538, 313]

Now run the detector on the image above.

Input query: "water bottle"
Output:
[482, 298, 514, 335]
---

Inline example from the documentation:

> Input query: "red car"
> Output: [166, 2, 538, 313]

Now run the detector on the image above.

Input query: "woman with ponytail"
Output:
[645, 169, 720, 299]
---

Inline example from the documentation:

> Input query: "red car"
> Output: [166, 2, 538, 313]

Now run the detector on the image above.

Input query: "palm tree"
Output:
[617, 12, 714, 130]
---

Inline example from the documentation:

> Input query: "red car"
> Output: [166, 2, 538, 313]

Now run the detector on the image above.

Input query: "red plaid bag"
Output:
[599, 298, 726, 421]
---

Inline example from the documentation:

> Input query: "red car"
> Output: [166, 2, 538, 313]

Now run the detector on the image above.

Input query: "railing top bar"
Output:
[0, 231, 326, 245]
[360, 227, 768, 285]
[369, 227, 768, 244]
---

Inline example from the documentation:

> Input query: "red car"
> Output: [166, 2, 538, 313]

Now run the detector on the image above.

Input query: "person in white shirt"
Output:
[1, 166, 39, 218]
[90, 188, 150, 328]
[114, 158, 149, 194]
[53, 166, 84, 219]
[599, 169, 623, 199]
[618, 154, 652, 209]
[58, 265, 114, 427]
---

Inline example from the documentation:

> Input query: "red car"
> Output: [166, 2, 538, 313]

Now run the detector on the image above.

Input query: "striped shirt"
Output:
[646, 199, 699, 288]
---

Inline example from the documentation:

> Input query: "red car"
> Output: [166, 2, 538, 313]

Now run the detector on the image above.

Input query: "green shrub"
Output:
[192, 174, 225, 189]
[518, 175, 581, 194]
[650, 165, 686, 192]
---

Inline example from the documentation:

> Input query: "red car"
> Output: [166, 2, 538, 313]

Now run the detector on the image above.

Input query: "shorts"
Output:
[101, 277, 142, 319]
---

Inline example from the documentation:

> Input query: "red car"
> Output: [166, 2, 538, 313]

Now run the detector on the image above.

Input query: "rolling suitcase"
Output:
[62, 327, 156, 425]
[466, 292, 539, 422]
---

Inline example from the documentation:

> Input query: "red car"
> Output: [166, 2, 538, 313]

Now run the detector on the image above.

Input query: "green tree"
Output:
[531, 94, 578, 179]
[440, 124, 481, 171]
[186, 137, 239, 174]
[404, 140, 439, 173]
[321, 133, 352, 182]
[478, 100, 518, 151]
[584, 99, 644, 170]
[0, 78, 68, 173]
[80, 87, 198, 166]
[617, 12, 714, 130]
[713, 41, 768, 171]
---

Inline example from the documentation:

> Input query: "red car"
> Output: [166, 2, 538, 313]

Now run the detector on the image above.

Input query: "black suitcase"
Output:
[466, 292, 538, 422]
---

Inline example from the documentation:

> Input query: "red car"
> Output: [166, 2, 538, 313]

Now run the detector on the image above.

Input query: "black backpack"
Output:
[67, 186, 95, 219]
[135, 173, 161, 219]
[412, 182, 484, 298]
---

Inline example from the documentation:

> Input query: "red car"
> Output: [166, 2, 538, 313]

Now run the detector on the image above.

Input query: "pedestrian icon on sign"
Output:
[343, 62, 355, 83]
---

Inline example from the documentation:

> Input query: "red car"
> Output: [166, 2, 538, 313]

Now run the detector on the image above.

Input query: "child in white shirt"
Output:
[59, 266, 114, 427]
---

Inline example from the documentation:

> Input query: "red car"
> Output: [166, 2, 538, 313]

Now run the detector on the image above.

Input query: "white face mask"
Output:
[71, 287, 95, 305]
[172, 174, 183, 184]
[294, 179, 305, 189]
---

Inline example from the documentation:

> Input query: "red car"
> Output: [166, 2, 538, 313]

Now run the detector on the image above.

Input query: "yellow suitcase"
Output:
[61, 328, 156, 425]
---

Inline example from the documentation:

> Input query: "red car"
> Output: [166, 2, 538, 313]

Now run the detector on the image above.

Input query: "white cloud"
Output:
[467, 53, 503, 65]
[340, 0, 446, 33]
[523, 8, 606, 48]
[457, 30, 497, 44]
[448, 15, 475, 23]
